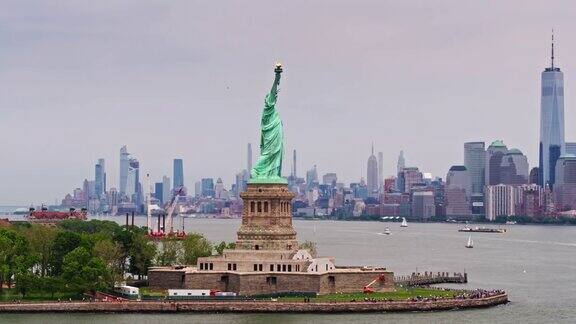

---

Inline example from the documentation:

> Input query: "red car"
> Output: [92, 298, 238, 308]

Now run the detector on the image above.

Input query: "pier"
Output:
[394, 272, 467, 286]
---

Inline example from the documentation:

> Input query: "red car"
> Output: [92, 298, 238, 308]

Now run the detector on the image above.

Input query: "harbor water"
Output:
[1, 212, 575, 323]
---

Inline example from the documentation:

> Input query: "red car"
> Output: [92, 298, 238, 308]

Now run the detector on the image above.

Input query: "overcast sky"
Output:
[1, 1, 575, 205]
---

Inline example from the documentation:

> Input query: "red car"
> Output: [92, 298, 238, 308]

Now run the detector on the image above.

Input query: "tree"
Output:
[181, 233, 213, 265]
[156, 237, 182, 266]
[128, 234, 156, 279]
[0, 229, 32, 290]
[93, 240, 124, 288]
[61, 247, 107, 294]
[50, 231, 82, 276]
[215, 241, 236, 255]
[14, 273, 39, 298]
[299, 241, 318, 258]
[25, 225, 58, 276]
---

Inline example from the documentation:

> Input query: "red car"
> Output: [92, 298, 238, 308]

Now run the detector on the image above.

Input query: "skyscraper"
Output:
[119, 146, 129, 194]
[464, 142, 485, 194]
[378, 151, 384, 190]
[162, 175, 171, 206]
[539, 32, 565, 187]
[485, 140, 508, 185]
[94, 158, 106, 198]
[367, 144, 378, 197]
[154, 182, 163, 205]
[396, 150, 406, 191]
[292, 149, 297, 178]
[173, 158, 184, 189]
[445, 165, 472, 219]
[126, 158, 140, 204]
[247, 143, 253, 173]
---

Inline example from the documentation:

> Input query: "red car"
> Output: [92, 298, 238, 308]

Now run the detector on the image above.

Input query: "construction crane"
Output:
[362, 274, 387, 294]
[165, 187, 184, 234]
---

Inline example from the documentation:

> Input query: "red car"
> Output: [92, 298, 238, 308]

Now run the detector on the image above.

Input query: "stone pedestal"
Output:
[236, 183, 298, 251]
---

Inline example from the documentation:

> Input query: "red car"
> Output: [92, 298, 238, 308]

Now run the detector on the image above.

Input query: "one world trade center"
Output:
[539, 32, 565, 188]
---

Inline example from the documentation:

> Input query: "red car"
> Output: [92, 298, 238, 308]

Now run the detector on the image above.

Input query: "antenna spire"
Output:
[551, 29, 555, 69]
[371, 142, 374, 155]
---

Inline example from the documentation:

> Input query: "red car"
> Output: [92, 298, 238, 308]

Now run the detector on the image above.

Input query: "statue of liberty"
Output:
[250, 63, 287, 184]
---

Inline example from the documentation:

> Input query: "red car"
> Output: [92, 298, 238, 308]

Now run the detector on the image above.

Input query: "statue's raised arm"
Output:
[250, 63, 287, 184]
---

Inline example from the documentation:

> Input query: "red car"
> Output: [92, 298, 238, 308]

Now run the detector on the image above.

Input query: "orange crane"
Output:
[363, 274, 386, 293]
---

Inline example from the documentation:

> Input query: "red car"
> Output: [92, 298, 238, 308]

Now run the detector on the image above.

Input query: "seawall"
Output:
[0, 293, 508, 313]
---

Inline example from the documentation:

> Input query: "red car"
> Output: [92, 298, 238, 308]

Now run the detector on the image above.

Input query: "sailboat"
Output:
[400, 218, 408, 228]
[466, 235, 474, 248]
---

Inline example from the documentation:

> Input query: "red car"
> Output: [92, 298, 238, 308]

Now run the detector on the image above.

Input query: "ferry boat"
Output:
[458, 226, 506, 233]
[27, 207, 87, 223]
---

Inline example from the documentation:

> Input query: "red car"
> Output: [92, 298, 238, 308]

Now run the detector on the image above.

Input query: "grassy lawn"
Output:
[272, 287, 457, 302]
[139, 287, 166, 297]
[0, 289, 81, 302]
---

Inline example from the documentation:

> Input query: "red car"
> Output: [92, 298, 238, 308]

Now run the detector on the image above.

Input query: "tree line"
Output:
[0, 220, 230, 299]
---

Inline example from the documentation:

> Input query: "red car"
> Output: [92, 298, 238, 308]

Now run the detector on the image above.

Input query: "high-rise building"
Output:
[201, 178, 215, 197]
[529, 167, 540, 184]
[539, 33, 565, 187]
[94, 158, 106, 198]
[247, 143, 253, 173]
[126, 158, 141, 204]
[378, 152, 384, 190]
[411, 191, 435, 220]
[500, 149, 529, 185]
[485, 140, 508, 185]
[154, 182, 163, 205]
[306, 165, 318, 189]
[399, 167, 423, 193]
[162, 175, 171, 205]
[553, 154, 576, 211]
[485, 184, 515, 221]
[367, 145, 378, 197]
[119, 146, 129, 195]
[322, 173, 338, 186]
[292, 149, 297, 178]
[445, 166, 472, 219]
[464, 142, 485, 194]
[515, 184, 543, 218]
[214, 178, 224, 199]
[396, 150, 405, 191]
[173, 159, 184, 189]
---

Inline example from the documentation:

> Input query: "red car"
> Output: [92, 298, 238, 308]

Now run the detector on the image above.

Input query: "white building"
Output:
[485, 184, 515, 221]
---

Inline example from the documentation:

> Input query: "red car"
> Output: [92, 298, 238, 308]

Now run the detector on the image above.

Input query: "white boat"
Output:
[400, 218, 408, 227]
[466, 235, 474, 248]
[383, 227, 391, 235]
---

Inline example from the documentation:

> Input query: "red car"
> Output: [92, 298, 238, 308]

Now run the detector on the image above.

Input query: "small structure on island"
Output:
[149, 64, 394, 296]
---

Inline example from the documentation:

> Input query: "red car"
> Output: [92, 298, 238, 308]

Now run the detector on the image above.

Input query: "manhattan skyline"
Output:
[1, 1, 576, 204]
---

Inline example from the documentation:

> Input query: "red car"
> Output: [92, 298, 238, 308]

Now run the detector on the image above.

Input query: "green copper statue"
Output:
[249, 63, 287, 184]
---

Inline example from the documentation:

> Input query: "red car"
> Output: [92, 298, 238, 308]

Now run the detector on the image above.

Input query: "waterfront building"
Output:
[500, 149, 529, 185]
[119, 146, 129, 195]
[411, 191, 435, 220]
[445, 166, 471, 219]
[94, 158, 106, 198]
[173, 159, 184, 189]
[485, 140, 508, 185]
[514, 184, 543, 217]
[464, 142, 485, 194]
[322, 173, 337, 186]
[384, 177, 396, 193]
[194, 181, 202, 198]
[367, 145, 378, 197]
[539, 33, 565, 187]
[553, 154, 576, 211]
[485, 184, 515, 221]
